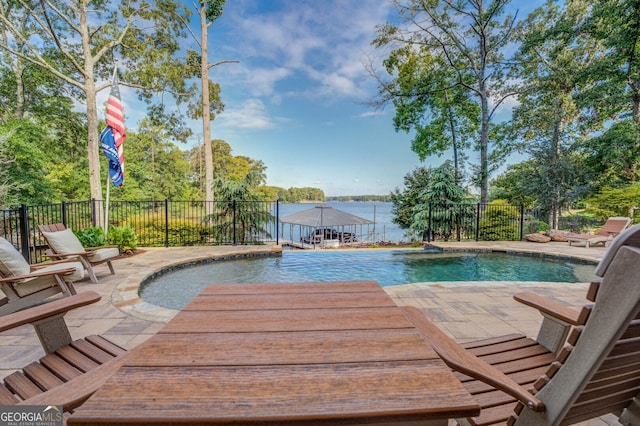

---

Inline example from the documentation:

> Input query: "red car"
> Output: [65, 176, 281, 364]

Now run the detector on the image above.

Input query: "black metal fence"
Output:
[1, 199, 279, 263]
[425, 203, 524, 242]
[1, 199, 526, 263]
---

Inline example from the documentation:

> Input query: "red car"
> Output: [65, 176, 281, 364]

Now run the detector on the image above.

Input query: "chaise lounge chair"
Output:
[38, 224, 119, 284]
[0, 238, 84, 315]
[0, 291, 128, 411]
[402, 222, 640, 425]
[566, 216, 631, 248]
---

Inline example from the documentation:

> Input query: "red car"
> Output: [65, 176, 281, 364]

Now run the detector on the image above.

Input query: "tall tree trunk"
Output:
[549, 98, 565, 230]
[480, 93, 490, 204]
[444, 90, 460, 184]
[13, 59, 24, 119]
[200, 4, 214, 203]
[80, 6, 102, 223]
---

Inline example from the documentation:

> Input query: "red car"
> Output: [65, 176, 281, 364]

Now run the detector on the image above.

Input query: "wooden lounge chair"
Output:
[566, 216, 631, 248]
[38, 224, 119, 284]
[0, 237, 84, 315]
[402, 223, 640, 425]
[0, 291, 128, 412]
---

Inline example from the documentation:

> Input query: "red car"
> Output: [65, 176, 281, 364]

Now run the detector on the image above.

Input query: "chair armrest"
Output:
[85, 245, 118, 250]
[31, 258, 81, 268]
[47, 251, 94, 257]
[0, 291, 101, 333]
[18, 351, 128, 411]
[401, 306, 545, 411]
[0, 267, 77, 283]
[514, 292, 587, 326]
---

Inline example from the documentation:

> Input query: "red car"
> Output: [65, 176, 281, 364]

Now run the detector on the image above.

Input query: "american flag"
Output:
[100, 71, 125, 187]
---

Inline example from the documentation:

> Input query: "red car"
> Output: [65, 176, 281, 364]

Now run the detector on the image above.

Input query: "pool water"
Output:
[140, 250, 598, 311]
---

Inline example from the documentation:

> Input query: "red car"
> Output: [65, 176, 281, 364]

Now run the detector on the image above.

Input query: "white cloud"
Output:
[217, 99, 281, 130]
[220, 1, 393, 102]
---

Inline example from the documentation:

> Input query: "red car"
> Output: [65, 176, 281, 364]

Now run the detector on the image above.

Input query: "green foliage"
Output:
[523, 218, 550, 234]
[582, 183, 640, 222]
[107, 225, 138, 253]
[390, 162, 471, 241]
[579, 120, 640, 191]
[0, 119, 57, 205]
[559, 213, 600, 233]
[74, 227, 106, 247]
[206, 0, 226, 22]
[374, 0, 518, 202]
[477, 204, 519, 241]
[204, 176, 275, 243]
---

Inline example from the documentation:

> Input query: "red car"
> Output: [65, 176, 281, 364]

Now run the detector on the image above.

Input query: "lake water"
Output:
[279, 201, 406, 242]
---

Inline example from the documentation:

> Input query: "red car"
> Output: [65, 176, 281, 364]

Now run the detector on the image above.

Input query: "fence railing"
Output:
[1, 199, 526, 263]
[425, 203, 524, 242]
[1, 199, 279, 263]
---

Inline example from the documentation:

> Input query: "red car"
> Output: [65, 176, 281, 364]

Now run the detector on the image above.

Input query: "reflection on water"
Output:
[140, 250, 598, 311]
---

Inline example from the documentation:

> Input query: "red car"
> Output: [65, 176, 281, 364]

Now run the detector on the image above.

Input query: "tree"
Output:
[409, 161, 471, 240]
[370, 41, 478, 182]
[115, 120, 195, 201]
[0, 0, 190, 205]
[510, 0, 600, 228]
[583, 183, 640, 221]
[579, 120, 640, 189]
[0, 129, 16, 207]
[578, 0, 640, 124]
[374, 0, 519, 202]
[0, 118, 56, 205]
[390, 162, 470, 240]
[204, 171, 275, 243]
[177, 0, 238, 203]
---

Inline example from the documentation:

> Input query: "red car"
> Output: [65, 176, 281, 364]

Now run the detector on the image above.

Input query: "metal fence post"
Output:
[61, 201, 67, 227]
[427, 202, 433, 242]
[520, 204, 525, 240]
[475, 203, 481, 241]
[19, 204, 30, 262]
[90, 198, 97, 227]
[233, 200, 237, 245]
[164, 199, 169, 248]
[276, 199, 280, 245]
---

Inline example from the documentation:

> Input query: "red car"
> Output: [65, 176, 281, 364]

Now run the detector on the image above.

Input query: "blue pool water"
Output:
[140, 250, 597, 310]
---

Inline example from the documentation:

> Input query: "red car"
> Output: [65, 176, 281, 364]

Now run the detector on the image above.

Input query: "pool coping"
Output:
[111, 241, 604, 323]
[111, 245, 284, 322]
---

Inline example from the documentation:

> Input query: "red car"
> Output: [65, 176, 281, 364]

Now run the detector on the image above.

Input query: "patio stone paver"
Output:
[0, 240, 621, 424]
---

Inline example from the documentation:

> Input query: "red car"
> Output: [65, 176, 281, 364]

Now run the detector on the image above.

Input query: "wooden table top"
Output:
[68, 281, 479, 425]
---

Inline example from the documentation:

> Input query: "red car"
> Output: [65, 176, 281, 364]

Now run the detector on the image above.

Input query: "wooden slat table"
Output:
[69, 281, 480, 425]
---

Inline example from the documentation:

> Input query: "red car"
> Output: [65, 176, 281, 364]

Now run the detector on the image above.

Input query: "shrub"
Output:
[523, 218, 549, 234]
[478, 205, 519, 241]
[108, 224, 138, 253]
[74, 226, 106, 247]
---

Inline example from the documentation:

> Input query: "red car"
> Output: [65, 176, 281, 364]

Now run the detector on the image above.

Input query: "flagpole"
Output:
[103, 60, 119, 238]
[104, 170, 111, 238]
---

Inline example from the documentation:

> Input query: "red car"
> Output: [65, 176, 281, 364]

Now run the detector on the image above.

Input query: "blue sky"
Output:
[124, 0, 537, 196]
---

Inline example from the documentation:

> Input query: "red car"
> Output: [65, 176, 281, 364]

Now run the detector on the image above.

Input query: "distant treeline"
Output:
[261, 187, 390, 203]
[262, 186, 326, 203]
[326, 195, 391, 202]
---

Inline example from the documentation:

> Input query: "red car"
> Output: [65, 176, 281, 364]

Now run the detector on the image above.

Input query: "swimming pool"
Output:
[139, 250, 598, 311]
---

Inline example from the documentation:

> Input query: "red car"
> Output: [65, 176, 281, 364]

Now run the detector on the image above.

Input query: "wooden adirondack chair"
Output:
[0, 291, 128, 412]
[403, 222, 640, 426]
[0, 237, 84, 315]
[38, 224, 119, 284]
